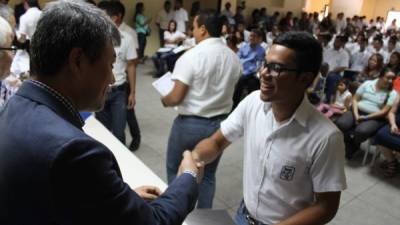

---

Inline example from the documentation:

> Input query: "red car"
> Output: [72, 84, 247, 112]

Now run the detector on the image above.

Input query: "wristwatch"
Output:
[183, 169, 197, 179]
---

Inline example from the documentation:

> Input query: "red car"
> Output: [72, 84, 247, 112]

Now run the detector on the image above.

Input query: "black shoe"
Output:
[129, 141, 140, 151]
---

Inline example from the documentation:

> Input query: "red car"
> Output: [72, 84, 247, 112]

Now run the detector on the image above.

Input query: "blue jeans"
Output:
[235, 200, 268, 225]
[166, 115, 225, 208]
[324, 72, 341, 103]
[95, 85, 127, 144]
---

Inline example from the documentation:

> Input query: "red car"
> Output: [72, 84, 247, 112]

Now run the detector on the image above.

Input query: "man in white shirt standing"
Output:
[104, 1, 141, 151]
[189, 31, 347, 225]
[18, 0, 41, 43]
[173, 0, 188, 33]
[156, 1, 174, 46]
[161, 9, 241, 208]
[96, 1, 137, 146]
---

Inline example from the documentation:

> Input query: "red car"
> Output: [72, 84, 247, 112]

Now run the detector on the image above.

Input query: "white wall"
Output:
[330, 0, 364, 17]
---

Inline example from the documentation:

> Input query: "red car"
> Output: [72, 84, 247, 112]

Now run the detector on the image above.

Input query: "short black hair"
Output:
[26, 0, 39, 8]
[273, 31, 322, 76]
[250, 29, 263, 38]
[196, 9, 222, 38]
[99, 1, 125, 19]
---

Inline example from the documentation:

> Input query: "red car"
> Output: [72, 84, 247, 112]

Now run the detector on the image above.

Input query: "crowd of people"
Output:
[1, 0, 400, 224]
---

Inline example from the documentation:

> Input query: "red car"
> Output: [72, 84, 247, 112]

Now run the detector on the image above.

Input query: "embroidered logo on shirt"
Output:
[280, 166, 295, 181]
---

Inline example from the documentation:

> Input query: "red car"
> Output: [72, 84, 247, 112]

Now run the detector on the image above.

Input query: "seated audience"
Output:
[356, 53, 384, 83]
[323, 35, 350, 103]
[349, 35, 370, 74]
[375, 95, 400, 177]
[335, 68, 397, 159]
[152, 20, 186, 77]
[232, 29, 265, 109]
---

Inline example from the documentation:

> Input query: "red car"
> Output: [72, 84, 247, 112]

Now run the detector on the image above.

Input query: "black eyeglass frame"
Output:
[262, 60, 299, 77]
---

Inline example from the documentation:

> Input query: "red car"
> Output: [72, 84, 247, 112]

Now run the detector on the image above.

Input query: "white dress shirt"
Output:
[113, 31, 137, 86]
[350, 48, 371, 72]
[18, 7, 41, 39]
[119, 22, 139, 50]
[164, 30, 186, 48]
[323, 47, 350, 72]
[173, 8, 188, 33]
[156, 9, 175, 30]
[171, 38, 241, 117]
[220, 91, 347, 224]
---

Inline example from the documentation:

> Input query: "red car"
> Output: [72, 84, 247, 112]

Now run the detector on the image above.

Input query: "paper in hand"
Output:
[152, 72, 175, 96]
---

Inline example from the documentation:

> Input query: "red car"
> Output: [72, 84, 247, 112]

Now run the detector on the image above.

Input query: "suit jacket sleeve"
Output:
[50, 138, 198, 225]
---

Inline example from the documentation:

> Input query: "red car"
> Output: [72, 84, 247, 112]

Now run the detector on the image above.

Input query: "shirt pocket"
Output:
[267, 151, 308, 184]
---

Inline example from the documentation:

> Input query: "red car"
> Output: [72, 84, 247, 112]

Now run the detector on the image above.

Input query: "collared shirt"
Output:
[323, 47, 350, 71]
[357, 79, 397, 114]
[28, 80, 84, 126]
[173, 8, 188, 33]
[171, 37, 241, 118]
[164, 30, 186, 49]
[19, 7, 41, 39]
[156, 9, 175, 30]
[366, 47, 389, 63]
[220, 91, 347, 224]
[119, 22, 139, 50]
[113, 31, 137, 86]
[238, 43, 265, 76]
[350, 48, 371, 72]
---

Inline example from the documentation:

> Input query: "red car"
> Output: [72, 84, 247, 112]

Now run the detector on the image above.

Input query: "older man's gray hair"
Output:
[30, 0, 120, 77]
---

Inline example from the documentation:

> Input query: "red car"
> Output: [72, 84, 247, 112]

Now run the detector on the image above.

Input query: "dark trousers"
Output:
[324, 72, 342, 103]
[126, 84, 141, 148]
[95, 84, 127, 143]
[232, 74, 260, 110]
[137, 33, 147, 59]
[158, 27, 165, 47]
[335, 110, 385, 147]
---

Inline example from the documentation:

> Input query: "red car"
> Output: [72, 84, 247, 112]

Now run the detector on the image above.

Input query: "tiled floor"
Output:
[126, 60, 400, 224]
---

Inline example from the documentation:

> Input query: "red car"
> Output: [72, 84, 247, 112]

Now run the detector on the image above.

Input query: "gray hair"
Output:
[30, 0, 120, 76]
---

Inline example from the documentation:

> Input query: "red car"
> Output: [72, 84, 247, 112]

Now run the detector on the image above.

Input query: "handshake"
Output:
[178, 150, 205, 184]
[135, 150, 205, 201]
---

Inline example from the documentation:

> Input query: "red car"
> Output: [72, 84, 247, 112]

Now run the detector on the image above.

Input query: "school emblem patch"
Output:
[280, 166, 295, 181]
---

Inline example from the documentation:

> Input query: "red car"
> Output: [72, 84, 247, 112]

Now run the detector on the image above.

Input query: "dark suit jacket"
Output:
[0, 81, 198, 225]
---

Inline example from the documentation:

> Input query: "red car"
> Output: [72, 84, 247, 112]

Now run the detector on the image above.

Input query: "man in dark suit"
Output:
[0, 1, 203, 225]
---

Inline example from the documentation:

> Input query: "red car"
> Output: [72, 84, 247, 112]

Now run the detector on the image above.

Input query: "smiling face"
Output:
[259, 44, 305, 103]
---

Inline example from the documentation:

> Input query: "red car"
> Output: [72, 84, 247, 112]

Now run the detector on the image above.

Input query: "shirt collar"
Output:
[263, 95, 311, 128]
[196, 37, 223, 48]
[20, 80, 84, 128]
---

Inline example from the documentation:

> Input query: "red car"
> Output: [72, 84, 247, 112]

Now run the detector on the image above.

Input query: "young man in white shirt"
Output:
[96, 1, 138, 146]
[156, 1, 174, 46]
[323, 35, 350, 103]
[173, 0, 188, 33]
[161, 9, 241, 209]
[189, 31, 346, 225]
[350, 35, 370, 73]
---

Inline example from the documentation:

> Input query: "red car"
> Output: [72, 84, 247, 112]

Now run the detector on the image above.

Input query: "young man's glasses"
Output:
[261, 61, 298, 78]
[0, 47, 18, 54]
